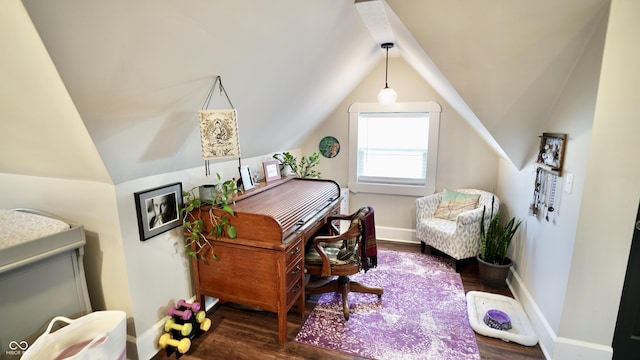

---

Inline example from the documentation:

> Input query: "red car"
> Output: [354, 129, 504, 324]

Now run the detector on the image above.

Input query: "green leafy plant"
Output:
[273, 151, 321, 178]
[479, 196, 522, 265]
[180, 174, 238, 260]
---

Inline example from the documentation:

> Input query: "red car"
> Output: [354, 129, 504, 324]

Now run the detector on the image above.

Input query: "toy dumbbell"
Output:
[168, 307, 192, 321]
[176, 299, 201, 313]
[194, 310, 207, 324]
[199, 317, 212, 332]
[158, 333, 190, 354]
[164, 318, 193, 336]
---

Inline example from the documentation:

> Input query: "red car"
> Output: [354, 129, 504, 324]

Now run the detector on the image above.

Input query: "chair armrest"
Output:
[327, 213, 356, 222]
[456, 207, 484, 226]
[416, 193, 442, 221]
[312, 224, 360, 276]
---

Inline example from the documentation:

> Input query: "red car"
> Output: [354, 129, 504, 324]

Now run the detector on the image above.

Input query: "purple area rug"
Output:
[295, 250, 480, 360]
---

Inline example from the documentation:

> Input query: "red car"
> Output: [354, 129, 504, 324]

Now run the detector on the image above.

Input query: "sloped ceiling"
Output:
[18, 0, 608, 184]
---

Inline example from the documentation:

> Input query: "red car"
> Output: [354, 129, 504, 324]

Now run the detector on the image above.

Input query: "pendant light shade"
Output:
[378, 87, 397, 104]
[378, 43, 397, 104]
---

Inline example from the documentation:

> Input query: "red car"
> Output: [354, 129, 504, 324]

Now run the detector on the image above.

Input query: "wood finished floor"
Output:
[151, 241, 546, 360]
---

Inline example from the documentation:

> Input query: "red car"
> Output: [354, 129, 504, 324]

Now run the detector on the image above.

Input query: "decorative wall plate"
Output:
[319, 136, 340, 158]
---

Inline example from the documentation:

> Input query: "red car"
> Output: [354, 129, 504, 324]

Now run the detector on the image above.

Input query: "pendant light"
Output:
[377, 42, 397, 104]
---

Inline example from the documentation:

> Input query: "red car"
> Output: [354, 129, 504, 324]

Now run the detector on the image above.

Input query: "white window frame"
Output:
[348, 101, 441, 196]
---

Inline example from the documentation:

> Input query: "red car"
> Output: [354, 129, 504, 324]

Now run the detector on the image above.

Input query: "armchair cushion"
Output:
[433, 189, 481, 221]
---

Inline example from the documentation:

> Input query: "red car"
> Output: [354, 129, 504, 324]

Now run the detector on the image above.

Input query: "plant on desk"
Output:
[180, 174, 238, 260]
[273, 151, 321, 178]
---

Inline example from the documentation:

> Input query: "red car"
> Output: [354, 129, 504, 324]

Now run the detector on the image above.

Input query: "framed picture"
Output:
[263, 160, 281, 182]
[536, 133, 567, 176]
[134, 182, 183, 241]
[239, 165, 254, 190]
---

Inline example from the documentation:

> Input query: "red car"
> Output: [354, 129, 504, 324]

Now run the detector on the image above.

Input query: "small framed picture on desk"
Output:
[239, 165, 255, 190]
[263, 160, 281, 182]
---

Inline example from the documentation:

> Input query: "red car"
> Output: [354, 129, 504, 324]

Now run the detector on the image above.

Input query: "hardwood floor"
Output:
[151, 241, 546, 360]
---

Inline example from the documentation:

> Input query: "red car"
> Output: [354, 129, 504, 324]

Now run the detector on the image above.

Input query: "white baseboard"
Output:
[508, 269, 613, 360]
[128, 296, 219, 360]
[507, 270, 555, 359]
[554, 337, 613, 360]
[376, 226, 419, 244]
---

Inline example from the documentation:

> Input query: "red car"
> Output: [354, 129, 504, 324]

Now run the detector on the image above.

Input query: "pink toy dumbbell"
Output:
[176, 299, 201, 313]
[168, 307, 192, 321]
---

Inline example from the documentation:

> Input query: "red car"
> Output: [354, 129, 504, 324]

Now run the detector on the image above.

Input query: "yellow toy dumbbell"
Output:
[158, 333, 190, 354]
[164, 318, 193, 337]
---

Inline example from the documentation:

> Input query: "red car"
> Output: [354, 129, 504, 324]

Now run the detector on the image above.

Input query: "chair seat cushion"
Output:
[419, 217, 456, 235]
[306, 247, 358, 265]
[433, 189, 480, 221]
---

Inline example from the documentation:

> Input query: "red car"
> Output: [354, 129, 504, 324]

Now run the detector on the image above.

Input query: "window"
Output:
[348, 102, 441, 196]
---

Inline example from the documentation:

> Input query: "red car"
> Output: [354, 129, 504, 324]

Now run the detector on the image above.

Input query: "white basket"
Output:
[22, 310, 127, 360]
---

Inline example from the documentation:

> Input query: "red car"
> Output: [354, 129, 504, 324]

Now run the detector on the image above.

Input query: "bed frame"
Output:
[0, 209, 92, 355]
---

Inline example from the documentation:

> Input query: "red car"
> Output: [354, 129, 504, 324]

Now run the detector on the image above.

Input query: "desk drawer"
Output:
[285, 238, 303, 265]
[286, 280, 303, 306]
[286, 258, 303, 287]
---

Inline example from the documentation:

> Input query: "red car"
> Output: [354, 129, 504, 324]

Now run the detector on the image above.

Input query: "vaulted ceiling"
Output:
[17, 0, 609, 184]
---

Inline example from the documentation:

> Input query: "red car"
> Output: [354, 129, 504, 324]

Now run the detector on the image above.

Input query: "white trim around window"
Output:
[348, 101, 441, 196]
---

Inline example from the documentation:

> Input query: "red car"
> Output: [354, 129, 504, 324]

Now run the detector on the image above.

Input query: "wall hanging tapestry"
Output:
[198, 75, 241, 176]
[198, 109, 240, 160]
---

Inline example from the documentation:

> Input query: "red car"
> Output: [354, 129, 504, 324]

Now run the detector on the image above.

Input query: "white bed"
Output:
[0, 208, 92, 354]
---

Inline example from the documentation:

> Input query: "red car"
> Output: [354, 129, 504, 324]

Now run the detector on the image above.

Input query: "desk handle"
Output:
[291, 265, 301, 275]
[290, 246, 301, 256]
[291, 284, 302, 294]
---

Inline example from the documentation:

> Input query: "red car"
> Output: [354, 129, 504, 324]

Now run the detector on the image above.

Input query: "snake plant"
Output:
[479, 196, 521, 265]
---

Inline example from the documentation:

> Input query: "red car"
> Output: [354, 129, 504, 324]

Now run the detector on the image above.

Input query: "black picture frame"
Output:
[134, 182, 183, 241]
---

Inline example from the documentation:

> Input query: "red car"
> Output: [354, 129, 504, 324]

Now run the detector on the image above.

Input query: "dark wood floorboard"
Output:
[151, 241, 546, 359]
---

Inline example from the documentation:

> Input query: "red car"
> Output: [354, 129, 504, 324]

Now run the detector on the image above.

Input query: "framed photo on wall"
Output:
[263, 160, 281, 182]
[134, 182, 183, 241]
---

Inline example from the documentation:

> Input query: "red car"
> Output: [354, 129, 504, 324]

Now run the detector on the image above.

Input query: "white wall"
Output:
[0, 1, 111, 184]
[555, 0, 640, 358]
[496, 2, 640, 358]
[304, 57, 499, 241]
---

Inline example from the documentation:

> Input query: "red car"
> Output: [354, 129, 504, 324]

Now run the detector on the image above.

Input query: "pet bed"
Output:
[466, 291, 538, 346]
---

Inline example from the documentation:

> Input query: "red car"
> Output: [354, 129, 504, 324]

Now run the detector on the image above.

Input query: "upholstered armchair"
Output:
[415, 189, 499, 269]
[305, 206, 383, 320]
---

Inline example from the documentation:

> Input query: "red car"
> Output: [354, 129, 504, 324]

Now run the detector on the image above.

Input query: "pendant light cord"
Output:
[384, 45, 390, 88]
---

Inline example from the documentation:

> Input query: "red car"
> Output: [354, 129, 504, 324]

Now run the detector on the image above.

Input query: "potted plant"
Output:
[272, 151, 321, 178]
[180, 174, 239, 260]
[477, 196, 522, 289]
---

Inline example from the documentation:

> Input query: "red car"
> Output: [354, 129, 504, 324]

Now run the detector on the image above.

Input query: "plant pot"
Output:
[199, 185, 215, 202]
[477, 255, 512, 289]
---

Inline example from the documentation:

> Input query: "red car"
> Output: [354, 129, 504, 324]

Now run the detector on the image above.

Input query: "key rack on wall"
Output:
[535, 133, 567, 176]
[531, 133, 567, 222]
